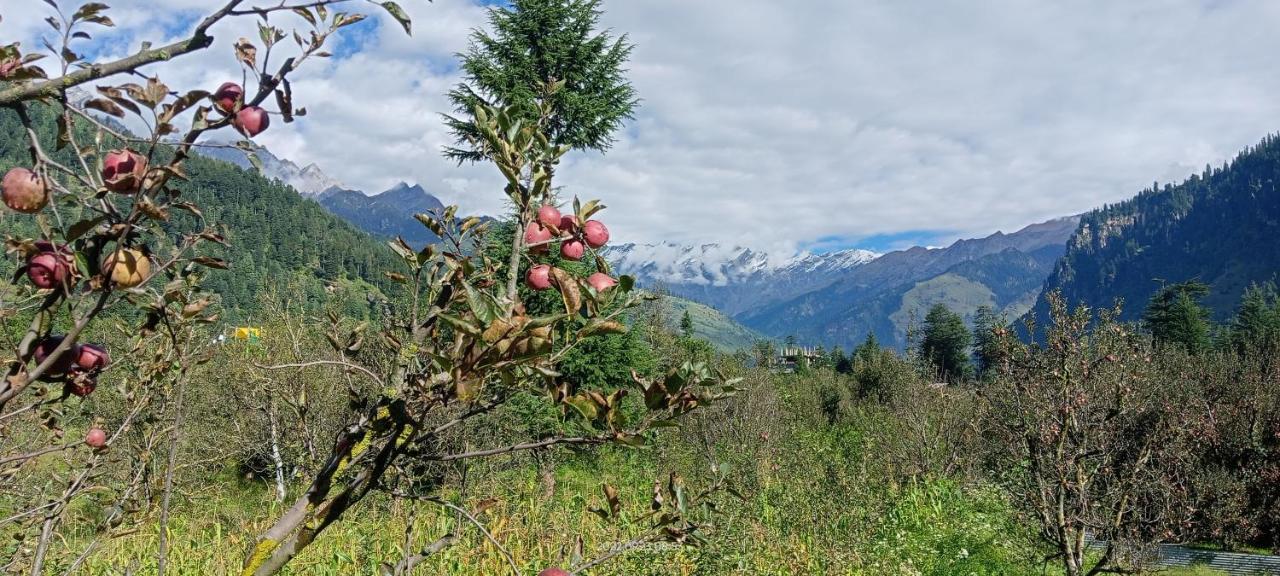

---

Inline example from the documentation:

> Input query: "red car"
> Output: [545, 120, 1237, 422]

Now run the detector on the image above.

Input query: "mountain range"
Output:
[611, 218, 1077, 350]
[607, 243, 879, 317]
[189, 132, 1280, 354]
[194, 141, 1078, 350]
[196, 143, 444, 246]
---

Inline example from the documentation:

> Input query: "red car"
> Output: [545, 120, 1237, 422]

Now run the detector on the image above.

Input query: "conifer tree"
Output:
[444, 0, 638, 163]
[972, 305, 1005, 377]
[920, 304, 972, 382]
[1143, 280, 1212, 354]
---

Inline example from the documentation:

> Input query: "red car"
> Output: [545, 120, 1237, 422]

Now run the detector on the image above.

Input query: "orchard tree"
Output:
[444, 0, 638, 163]
[245, 95, 740, 576]
[2, 2, 737, 575]
[984, 293, 1197, 576]
[0, 1, 407, 573]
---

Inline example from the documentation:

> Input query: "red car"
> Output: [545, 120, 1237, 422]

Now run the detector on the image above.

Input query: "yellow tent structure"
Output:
[232, 327, 263, 342]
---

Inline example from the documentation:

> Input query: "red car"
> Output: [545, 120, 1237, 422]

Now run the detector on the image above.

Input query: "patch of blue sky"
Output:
[802, 229, 952, 254]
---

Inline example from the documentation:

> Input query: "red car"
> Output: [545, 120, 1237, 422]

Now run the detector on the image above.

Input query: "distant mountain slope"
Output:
[610, 243, 879, 316]
[197, 141, 343, 196]
[1029, 134, 1280, 326]
[740, 218, 1077, 350]
[663, 295, 765, 352]
[317, 183, 445, 247]
[197, 143, 447, 247]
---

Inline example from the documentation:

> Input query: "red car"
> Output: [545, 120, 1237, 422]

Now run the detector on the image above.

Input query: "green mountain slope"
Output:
[1029, 133, 1280, 326]
[664, 295, 765, 352]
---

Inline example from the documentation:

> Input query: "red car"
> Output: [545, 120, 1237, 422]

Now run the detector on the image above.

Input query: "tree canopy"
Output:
[919, 304, 972, 382]
[1143, 280, 1212, 354]
[444, 0, 638, 163]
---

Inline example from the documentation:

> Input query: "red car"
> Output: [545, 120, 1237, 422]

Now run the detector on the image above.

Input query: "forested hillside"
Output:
[317, 182, 445, 247]
[1030, 133, 1280, 325]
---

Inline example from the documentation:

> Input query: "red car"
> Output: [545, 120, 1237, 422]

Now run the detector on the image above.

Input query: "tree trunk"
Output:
[268, 401, 287, 503]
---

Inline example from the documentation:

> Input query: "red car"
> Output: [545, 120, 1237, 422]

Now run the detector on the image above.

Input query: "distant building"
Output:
[774, 346, 822, 373]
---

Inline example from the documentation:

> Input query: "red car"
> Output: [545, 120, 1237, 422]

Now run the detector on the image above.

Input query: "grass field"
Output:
[42, 438, 1038, 575]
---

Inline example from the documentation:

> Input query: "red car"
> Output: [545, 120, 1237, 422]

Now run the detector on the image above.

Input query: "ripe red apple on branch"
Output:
[582, 220, 609, 248]
[538, 204, 562, 229]
[213, 82, 244, 113]
[525, 221, 554, 254]
[560, 238, 585, 261]
[33, 336, 78, 379]
[587, 272, 617, 292]
[235, 106, 270, 137]
[2, 167, 48, 213]
[102, 149, 148, 193]
[527, 264, 554, 290]
[66, 377, 97, 398]
[75, 344, 111, 374]
[26, 245, 74, 290]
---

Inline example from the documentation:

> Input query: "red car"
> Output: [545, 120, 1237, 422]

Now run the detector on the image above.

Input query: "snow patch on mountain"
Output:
[609, 242, 879, 287]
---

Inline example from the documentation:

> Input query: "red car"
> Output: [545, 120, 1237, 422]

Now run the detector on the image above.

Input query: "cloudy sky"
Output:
[5, 1, 1280, 255]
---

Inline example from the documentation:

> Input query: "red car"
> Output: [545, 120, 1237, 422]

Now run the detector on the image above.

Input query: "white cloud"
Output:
[6, 1, 1280, 255]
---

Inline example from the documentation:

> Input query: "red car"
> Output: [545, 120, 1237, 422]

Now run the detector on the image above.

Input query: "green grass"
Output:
[41, 439, 1042, 575]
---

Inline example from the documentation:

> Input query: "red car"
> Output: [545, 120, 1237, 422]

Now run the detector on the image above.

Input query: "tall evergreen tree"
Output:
[853, 332, 880, 363]
[1228, 282, 1280, 354]
[920, 304, 973, 382]
[679, 309, 695, 338]
[972, 305, 1005, 377]
[444, 0, 638, 163]
[1143, 280, 1212, 354]
[751, 339, 776, 369]
[829, 346, 849, 374]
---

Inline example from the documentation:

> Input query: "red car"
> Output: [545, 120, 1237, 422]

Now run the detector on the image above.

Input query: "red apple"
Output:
[2, 167, 49, 213]
[26, 250, 73, 289]
[85, 427, 107, 449]
[537, 205, 562, 230]
[559, 214, 579, 233]
[526, 264, 553, 290]
[560, 238, 585, 261]
[234, 106, 270, 137]
[102, 149, 148, 193]
[75, 343, 110, 373]
[67, 377, 97, 397]
[538, 569, 570, 576]
[33, 335, 79, 377]
[524, 221, 553, 254]
[582, 220, 609, 248]
[587, 272, 617, 292]
[213, 81, 243, 113]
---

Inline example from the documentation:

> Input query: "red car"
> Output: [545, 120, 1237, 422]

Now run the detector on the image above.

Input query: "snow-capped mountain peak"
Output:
[609, 242, 879, 289]
[607, 241, 879, 316]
